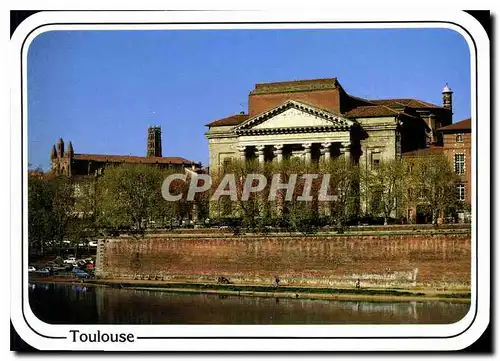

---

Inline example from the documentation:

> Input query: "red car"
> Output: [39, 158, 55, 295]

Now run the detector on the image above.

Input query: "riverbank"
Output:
[29, 275, 471, 303]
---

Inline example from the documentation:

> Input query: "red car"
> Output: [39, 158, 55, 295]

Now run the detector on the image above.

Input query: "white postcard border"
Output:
[10, 10, 490, 351]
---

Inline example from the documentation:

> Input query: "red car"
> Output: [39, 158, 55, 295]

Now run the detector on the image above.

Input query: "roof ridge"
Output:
[74, 153, 195, 162]
[437, 117, 471, 131]
[205, 113, 248, 127]
[254, 77, 337, 87]
[369, 98, 444, 109]
[346, 95, 378, 105]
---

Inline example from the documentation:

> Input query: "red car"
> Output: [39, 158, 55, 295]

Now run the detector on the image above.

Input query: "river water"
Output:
[28, 282, 469, 324]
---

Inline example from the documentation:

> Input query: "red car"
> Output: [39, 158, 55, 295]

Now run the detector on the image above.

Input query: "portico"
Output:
[209, 100, 356, 169]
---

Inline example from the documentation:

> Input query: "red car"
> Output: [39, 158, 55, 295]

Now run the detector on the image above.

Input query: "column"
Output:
[302, 143, 312, 163]
[256, 145, 266, 164]
[273, 144, 284, 163]
[236, 145, 246, 162]
[340, 141, 351, 163]
[320, 142, 332, 161]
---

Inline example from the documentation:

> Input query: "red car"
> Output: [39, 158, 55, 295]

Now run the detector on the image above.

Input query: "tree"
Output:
[210, 158, 267, 231]
[272, 157, 321, 233]
[364, 158, 408, 225]
[28, 171, 54, 255]
[96, 164, 171, 237]
[28, 171, 78, 255]
[319, 157, 360, 231]
[406, 153, 459, 224]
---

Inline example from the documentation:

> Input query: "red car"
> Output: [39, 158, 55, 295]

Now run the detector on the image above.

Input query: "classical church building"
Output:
[51, 126, 201, 177]
[205, 77, 453, 173]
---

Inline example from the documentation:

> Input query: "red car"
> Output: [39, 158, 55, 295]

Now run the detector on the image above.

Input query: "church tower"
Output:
[442, 83, 453, 112]
[57, 138, 64, 158]
[147, 126, 162, 157]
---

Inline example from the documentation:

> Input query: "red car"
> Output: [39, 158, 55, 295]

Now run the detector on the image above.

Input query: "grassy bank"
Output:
[48, 277, 472, 303]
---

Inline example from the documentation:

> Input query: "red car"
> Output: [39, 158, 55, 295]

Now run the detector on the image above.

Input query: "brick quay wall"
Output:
[95, 230, 471, 289]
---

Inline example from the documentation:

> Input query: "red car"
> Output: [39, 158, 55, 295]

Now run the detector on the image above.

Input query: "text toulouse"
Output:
[70, 330, 135, 343]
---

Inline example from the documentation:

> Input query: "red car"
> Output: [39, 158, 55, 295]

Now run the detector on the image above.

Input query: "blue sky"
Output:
[28, 28, 471, 170]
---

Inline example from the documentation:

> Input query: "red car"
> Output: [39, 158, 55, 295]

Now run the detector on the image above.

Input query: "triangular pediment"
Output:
[234, 100, 353, 134]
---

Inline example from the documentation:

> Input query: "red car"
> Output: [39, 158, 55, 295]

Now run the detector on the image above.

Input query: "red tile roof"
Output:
[207, 79, 449, 125]
[205, 114, 249, 127]
[344, 105, 400, 118]
[369, 98, 443, 109]
[73, 154, 198, 165]
[402, 146, 444, 157]
[437, 118, 471, 132]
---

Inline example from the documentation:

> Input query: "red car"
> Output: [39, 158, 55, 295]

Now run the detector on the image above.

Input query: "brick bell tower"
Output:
[147, 126, 162, 157]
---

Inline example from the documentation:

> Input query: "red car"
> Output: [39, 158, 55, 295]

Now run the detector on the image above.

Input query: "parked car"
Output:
[28, 266, 36, 272]
[74, 271, 90, 279]
[75, 260, 87, 269]
[52, 265, 67, 272]
[34, 268, 50, 276]
[45, 261, 65, 271]
[88, 241, 98, 247]
[63, 257, 76, 264]
[72, 267, 90, 279]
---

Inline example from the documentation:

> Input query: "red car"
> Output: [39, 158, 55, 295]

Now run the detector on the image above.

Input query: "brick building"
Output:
[401, 117, 472, 223]
[51, 126, 201, 177]
[438, 117, 472, 205]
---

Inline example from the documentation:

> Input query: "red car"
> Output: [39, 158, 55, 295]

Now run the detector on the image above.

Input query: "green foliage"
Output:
[405, 153, 460, 224]
[96, 164, 190, 236]
[27, 151, 468, 255]
[319, 157, 360, 229]
[212, 156, 360, 232]
[28, 172, 78, 254]
[361, 158, 408, 224]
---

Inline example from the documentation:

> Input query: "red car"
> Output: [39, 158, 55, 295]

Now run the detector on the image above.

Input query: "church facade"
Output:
[205, 77, 452, 174]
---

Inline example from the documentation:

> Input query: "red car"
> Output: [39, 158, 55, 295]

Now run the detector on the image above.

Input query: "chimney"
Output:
[442, 83, 453, 112]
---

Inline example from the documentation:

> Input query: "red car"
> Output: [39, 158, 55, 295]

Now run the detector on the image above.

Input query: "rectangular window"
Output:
[457, 183, 465, 202]
[371, 152, 381, 169]
[456, 134, 464, 142]
[454, 153, 465, 174]
[221, 158, 232, 171]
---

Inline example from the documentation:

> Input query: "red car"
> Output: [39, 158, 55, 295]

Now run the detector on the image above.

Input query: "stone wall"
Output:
[96, 232, 471, 289]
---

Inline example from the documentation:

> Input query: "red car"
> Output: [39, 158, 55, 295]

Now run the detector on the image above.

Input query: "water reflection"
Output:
[28, 283, 470, 325]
